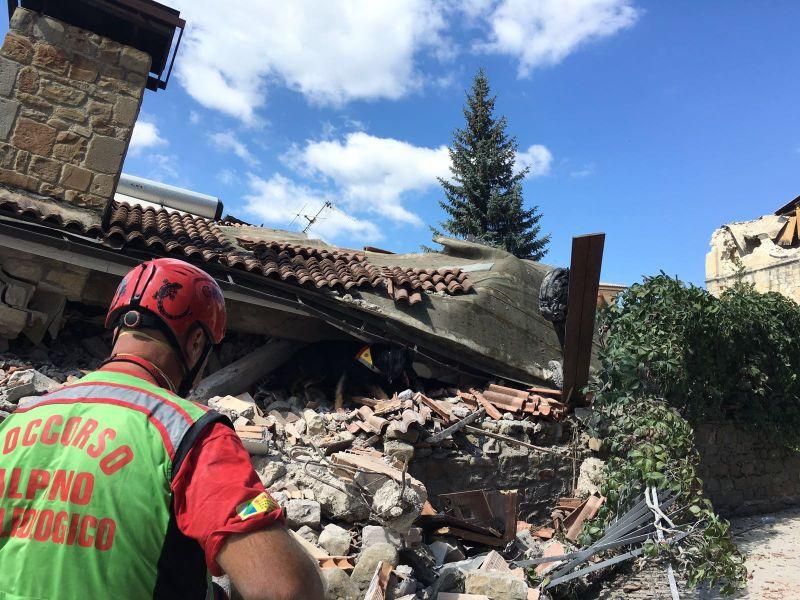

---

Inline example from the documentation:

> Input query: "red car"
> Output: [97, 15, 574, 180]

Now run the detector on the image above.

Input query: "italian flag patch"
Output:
[236, 492, 279, 521]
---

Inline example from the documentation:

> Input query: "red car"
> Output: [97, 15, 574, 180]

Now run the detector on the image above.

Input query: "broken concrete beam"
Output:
[190, 339, 303, 402]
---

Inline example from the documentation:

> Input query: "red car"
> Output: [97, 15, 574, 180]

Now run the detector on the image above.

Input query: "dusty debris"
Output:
[285, 498, 322, 530]
[0, 319, 586, 598]
[576, 457, 605, 498]
[563, 493, 605, 542]
[2, 368, 60, 406]
[318, 523, 351, 556]
[464, 571, 528, 600]
[321, 567, 360, 600]
[363, 561, 394, 600]
[351, 544, 399, 588]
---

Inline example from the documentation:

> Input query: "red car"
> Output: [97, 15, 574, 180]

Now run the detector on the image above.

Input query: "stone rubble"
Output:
[200, 366, 586, 599]
[0, 324, 596, 599]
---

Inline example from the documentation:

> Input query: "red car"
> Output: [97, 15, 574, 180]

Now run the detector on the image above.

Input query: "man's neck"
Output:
[100, 359, 158, 385]
[106, 330, 185, 392]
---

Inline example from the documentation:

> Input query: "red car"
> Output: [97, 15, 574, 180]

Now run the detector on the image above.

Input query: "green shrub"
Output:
[585, 273, 800, 593]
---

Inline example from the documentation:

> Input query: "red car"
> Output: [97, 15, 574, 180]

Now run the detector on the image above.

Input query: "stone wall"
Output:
[0, 7, 149, 210]
[694, 421, 800, 516]
[411, 420, 578, 522]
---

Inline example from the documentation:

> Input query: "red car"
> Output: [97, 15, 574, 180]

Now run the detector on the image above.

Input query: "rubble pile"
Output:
[0, 322, 609, 599]
[0, 317, 111, 417]
[208, 365, 598, 599]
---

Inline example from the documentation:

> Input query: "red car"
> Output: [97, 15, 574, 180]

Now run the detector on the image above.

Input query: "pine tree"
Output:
[433, 69, 550, 260]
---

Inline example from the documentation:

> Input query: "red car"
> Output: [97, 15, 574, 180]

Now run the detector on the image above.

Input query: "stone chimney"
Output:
[0, 7, 151, 210]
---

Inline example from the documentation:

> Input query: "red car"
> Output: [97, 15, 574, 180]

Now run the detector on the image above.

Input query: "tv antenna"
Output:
[288, 203, 308, 229]
[302, 201, 332, 233]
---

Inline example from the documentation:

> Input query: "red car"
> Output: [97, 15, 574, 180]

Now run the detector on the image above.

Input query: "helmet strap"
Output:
[178, 341, 213, 398]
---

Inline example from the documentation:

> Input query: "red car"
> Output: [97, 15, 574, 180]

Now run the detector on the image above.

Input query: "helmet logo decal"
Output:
[202, 283, 223, 302]
[153, 279, 191, 320]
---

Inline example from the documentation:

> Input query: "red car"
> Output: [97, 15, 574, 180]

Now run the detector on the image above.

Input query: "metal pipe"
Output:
[117, 173, 223, 220]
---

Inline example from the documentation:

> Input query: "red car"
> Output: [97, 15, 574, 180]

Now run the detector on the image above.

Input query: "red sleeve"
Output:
[171, 421, 285, 576]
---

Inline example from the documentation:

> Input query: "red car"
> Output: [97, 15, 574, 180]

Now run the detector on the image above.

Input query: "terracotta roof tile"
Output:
[0, 197, 103, 236]
[1, 197, 475, 304]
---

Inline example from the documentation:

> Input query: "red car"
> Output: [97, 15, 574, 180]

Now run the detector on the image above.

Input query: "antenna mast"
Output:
[302, 201, 332, 233]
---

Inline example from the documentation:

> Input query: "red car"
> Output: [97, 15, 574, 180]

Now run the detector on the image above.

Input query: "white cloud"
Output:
[570, 162, 596, 178]
[172, 0, 448, 123]
[217, 168, 237, 185]
[128, 119, 167, 156]
[209, 131, 260, 166]
[189, 110, 201, 125]
[146, 154, 180, 183]
[243, 174, 381, 244]
[291, 132, 451, 225]
[516, 144, 553, 178]
[477, 0, 639, 75]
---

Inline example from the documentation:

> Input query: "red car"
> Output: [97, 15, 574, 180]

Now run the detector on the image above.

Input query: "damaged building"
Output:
[0, 1, 615, 598]
[706, 194, 800, 302]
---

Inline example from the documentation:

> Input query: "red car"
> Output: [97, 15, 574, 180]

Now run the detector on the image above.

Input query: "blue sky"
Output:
[10, 1, 800, 285]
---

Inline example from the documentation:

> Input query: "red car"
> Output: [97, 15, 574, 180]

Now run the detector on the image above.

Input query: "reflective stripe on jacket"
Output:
[0, 370, 228, 599]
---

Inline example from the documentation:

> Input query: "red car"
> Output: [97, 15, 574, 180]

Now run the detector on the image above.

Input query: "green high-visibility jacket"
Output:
[0, 370, 227, 599]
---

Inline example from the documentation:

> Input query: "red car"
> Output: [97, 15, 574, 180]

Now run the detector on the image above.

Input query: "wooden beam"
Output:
[561, 234, 605, 405]
[190, 339, 304, 402]
[777, 216, 797, 246]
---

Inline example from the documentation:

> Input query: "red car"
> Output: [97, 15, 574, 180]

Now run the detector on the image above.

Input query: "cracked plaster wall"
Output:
[705, 214, 800, 303]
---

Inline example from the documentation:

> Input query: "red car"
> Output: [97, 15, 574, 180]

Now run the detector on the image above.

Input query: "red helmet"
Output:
[106, 258, 226, 346]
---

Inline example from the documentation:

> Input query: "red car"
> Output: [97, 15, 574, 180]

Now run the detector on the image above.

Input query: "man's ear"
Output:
[184, 326, 207, 365]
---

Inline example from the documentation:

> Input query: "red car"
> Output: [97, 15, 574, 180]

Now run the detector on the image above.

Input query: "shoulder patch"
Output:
[236, 492, 279, 521]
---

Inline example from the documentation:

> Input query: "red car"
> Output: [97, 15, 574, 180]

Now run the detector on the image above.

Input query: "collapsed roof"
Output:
[0, 185, 563, 386]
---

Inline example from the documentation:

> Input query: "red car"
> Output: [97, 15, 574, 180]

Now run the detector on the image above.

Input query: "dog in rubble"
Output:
[271, 341, 418, 407]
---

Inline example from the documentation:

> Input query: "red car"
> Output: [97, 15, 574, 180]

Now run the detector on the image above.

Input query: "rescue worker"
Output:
[0, 258, 324, 600]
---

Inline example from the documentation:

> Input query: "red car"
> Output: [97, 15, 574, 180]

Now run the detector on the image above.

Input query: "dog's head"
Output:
[357, 344, 412, 384]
